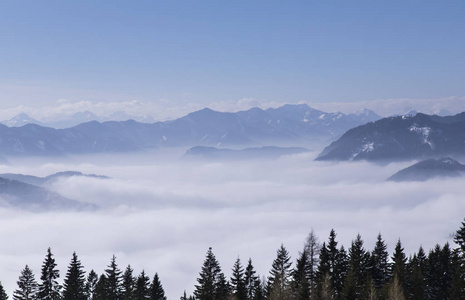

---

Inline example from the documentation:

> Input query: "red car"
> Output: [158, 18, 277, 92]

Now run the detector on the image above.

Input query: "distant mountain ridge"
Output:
[2, 113, 45, 127]
[1, 111, 157, 129]
[184, 146, 310, 160]
[316, 112, 465, 162]
[388, 157, 465, 181]
[0, 171, 108, 186]
[0, 104, 380, 156]
[0, 171, 105, 211]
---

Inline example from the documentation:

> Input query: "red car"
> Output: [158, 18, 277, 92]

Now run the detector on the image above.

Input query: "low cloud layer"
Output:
[0, 152, 463, 298]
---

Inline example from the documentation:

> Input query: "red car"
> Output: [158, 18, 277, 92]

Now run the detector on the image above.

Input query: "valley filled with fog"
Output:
[0, 149, 463, 299]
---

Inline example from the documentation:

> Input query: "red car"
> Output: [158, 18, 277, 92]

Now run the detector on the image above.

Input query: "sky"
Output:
[0, 0, 464, 116]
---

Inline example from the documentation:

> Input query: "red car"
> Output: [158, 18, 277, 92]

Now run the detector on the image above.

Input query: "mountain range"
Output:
[0, 171, 102, 211]
[316, 112, 465, 162]
[387, 157, 465, 182]
[0, 104, 380, 156]
[1, 111, 156, 129]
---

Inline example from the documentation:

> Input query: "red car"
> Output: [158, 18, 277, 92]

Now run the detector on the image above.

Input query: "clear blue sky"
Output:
[0, 0, 464, 106]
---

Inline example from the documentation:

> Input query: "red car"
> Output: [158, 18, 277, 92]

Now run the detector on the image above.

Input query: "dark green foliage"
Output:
[268, 244, 292, 300]
[452, 218, 465, 298]
[230, 258, 246, 300]
[134, 270, 150, 300]
[0, 281, 8, 300]
[391, 239, 407, 294]
[121, 265, 135, 300]
[316, 230, 349, 299]
[180, 291, 187, 300]
[179, 291, 194, 300]
[194, 247, 230, 300]
[326, 230, 348, 297]
[244, 259, 259, 300]
[85, 270, 98, 300]
[92, 275, 108, 300]
[454, 218, 465, 254]
[215, 272, 230, 300]
[361, 276, 377, 300]
[253, 277, 266, 300]
[427, 243, 453, 299]
[407, 247, 427, 300]
[150, 273, 166, 300]
[316, 241, 330, 285]
[105, 255, 122, 300]
[13, 265, 38, 300]
[370, 233, 389, 290]
[62, 252, 86, 300]
[333, 245, 348, 297]
[342, 234, 369, 300]
[38, 248, 61, 300]
[449, 249, 465, 300]
[292, 250, 310, 300]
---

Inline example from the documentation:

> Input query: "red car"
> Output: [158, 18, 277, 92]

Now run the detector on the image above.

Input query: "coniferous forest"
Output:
[2, 218, 465, 300]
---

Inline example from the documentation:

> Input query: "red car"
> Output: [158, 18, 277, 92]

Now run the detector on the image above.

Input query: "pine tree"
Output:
[316, 241, 330, 282]
[391, 239, 407, 294]
[452, 218, 465, 298]
[343, 234, 369, 300]
[149, 273, 166, 300]
[0, 281, 8, 300]
[333, 245, 348, 297]
[62, 252, 86, 300]
[387, 274, 405, 300]
[230, 258, 246, 300]
[194, 247, 230, 300]
[362, 276, 377, 300]
[85, 270, 98, 300]
[38, 248, 61, 300]
[253, 277, 266, 300]
[319, 273, 333, 300]
[427, 243, 452, 299]
[13, 265, 38, 300]
[215, 272, 230, 300]
[449, 249, 465, 300]
[105, 255, 122, 300]
[180, 291, 188, 300]
[303, 229, 320, 297]
[292, 250, 310, 300]
[371, 233, 389, 290]
[268, 244, 292, 300]
[318, 229, 347, 297]
[92, 275, 108, 300]
[454, 217, 465, 254]
[134, 271, 150, 300]
[244, 259, 258, 300]
[121, 265, 135, 300]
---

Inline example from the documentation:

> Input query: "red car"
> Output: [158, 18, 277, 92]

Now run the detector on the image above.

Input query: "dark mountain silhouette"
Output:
[184, 146, 310, 160]
[0, 177, 97, 211]
[316, 112, 465, 162]
[387, 157, 465, 182]
[0, 171, 108, 187]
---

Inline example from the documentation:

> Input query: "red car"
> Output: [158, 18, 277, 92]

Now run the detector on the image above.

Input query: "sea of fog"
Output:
[0, 149, 463, 299]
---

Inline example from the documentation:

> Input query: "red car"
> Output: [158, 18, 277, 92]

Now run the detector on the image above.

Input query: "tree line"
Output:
[2, 218, 465, 300]
[189, 219, 465, 300]
[1, 250, 167, 300]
